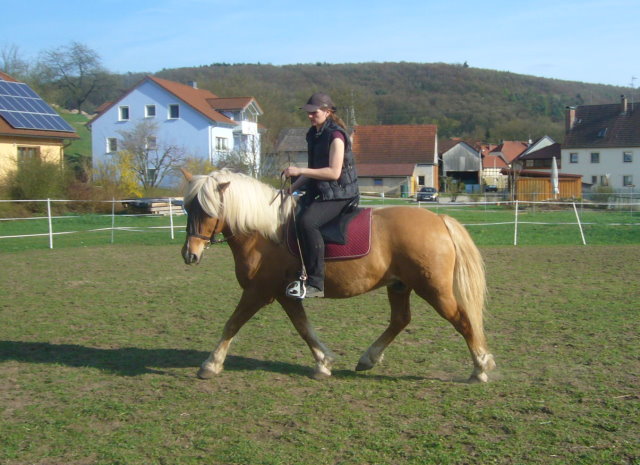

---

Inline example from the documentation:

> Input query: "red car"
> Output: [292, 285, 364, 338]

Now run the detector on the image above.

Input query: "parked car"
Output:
[417, 187, 439, 202]
[484, 185, 498, 192]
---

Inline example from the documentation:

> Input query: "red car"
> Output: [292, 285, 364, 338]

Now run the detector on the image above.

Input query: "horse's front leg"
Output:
[198, 290, 271, 379]
[277, 296, 336, 380]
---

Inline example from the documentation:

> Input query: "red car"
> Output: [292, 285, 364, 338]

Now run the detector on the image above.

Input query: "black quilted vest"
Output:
[306, 119, 359, 201]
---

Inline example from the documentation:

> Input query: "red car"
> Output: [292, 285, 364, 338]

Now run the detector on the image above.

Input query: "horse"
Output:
[181, 168, 496, 382]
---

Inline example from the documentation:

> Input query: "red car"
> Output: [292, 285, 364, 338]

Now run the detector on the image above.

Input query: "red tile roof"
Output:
[482, 154, 509, 169]
[90, 75, 238, 126]
[489, 140, 528, 162]
[208, 97, 263, 114]
[147, 76, 235, 124]
[352, 125, 437, 164]
[0, 71, 18, 82]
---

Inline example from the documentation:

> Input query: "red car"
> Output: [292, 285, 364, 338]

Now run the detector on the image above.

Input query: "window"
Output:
[216, 137, 229, 151]
[525, 160, 534, 168]
[623, 175, 633, 187]
[600, 175, 609, 186]
[107, 138, 118, 153]
[145, 105, 156, 118]
[145, 168, 157, 185]
[168, 104, 180, 119]
[145, 136, 157, 150]
[590, 152, 600, 163]
[17, 146, 40, 166]
[418, 175, 425, 185]
[623, 152, 633, 163]
[591, 176, 597, 185]
[570, 152, 578, 163]
[118, 106, 129, 121]
[373, 178, 383, 186]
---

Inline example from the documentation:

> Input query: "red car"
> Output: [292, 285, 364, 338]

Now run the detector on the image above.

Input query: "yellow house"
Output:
[0, 72, 78, 179]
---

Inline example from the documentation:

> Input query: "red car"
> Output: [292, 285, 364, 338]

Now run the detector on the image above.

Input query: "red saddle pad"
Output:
[287, 208, 372, 260]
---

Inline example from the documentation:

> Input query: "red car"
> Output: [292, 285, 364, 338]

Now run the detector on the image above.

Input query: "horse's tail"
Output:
[441, 215, 487, 348]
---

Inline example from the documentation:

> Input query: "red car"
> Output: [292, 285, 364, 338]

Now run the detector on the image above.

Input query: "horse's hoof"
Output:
[468, 372, 489, 383]
[197, 365, 218, 379]
[355, 361, 373, 372]
[313, 370, 332, 381]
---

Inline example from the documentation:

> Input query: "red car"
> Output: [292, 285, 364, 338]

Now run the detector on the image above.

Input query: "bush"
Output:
[3, 158, 69, 213]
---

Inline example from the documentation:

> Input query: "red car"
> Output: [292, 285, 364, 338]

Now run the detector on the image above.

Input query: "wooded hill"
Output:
[150, 62, 634, 150]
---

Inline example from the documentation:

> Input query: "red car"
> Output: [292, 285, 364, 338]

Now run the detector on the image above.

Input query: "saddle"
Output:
[286, 208, 372, 260]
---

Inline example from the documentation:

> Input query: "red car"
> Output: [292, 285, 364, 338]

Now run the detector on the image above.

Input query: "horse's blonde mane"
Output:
[183, 169, 295, 242]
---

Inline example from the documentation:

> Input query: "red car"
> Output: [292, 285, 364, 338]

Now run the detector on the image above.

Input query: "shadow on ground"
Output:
[0, 340, 440, 381]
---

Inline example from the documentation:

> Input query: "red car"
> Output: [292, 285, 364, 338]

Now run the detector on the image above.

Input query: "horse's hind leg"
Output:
[277, 297, 336, 379]
[417, 287, 495, 383]
[356, 283, 412, 372]
[198, 290, 271, 379]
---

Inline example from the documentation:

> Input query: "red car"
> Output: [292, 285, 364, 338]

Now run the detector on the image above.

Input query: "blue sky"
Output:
[2, 0, 638, 88]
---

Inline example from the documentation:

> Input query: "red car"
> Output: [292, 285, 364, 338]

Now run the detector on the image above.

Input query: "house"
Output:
[351, 125, 438, 196]
[269, 127, 310, 174]
[0, 71, 79, 179]
[562, 95, 640, 191]
[515, 135, 560, 170]
[441, 140, 483, 189]
[89, 76, 263, 186]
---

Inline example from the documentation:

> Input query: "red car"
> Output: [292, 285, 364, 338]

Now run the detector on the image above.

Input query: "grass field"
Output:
[1, 242, 638, 465]
[1, 202, 638, 253]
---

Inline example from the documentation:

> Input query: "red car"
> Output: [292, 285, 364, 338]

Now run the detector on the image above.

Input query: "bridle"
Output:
[186, 200, 230, 246]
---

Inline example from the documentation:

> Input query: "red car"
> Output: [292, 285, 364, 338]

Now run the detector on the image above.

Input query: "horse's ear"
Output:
[180, 168, 193, 181]
[218, 182, 230, 194]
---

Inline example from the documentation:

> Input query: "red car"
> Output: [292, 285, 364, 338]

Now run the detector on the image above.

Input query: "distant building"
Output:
[352, 125, 438, 196]
[562, 95, 640, 190]
[270, 124, 439, 197]
[89, 76, 263, 186]
[0, 71, 79, 180]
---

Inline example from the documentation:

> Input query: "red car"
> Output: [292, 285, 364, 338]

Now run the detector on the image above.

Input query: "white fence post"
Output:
[47, 198, 53, 249]
[169, 197, 175, 240]
[513, 200, 519, 246]
[572, 202, 587, 245]
[111, 198, 116, 244]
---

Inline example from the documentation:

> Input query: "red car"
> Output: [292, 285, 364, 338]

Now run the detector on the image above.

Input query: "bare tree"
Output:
[0, 43, 30, 79]
[37, 41, 108, 112]
[117, 119, 187, 189]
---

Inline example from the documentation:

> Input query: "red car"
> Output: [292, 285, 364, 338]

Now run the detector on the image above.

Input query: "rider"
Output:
[283, 92, 359, 298]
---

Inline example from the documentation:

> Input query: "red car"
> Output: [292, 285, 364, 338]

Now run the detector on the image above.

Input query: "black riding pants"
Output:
[297, 198, 353, 290]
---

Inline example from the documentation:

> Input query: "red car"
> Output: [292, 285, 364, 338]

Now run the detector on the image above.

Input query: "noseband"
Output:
[186, 200, 229, 245]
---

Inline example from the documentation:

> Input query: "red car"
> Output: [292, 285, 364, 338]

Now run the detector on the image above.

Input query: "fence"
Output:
[1, 197, 639, 251]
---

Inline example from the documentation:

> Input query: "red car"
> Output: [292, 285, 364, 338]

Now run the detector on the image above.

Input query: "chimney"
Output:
[621, 94, 628, 114]
[187, 81, 198, 89]
[565, 106, 576, 133]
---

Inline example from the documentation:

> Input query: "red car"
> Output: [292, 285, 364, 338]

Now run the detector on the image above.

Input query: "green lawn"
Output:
[1, 202, 638, 253]
[1, 244, 638, 464]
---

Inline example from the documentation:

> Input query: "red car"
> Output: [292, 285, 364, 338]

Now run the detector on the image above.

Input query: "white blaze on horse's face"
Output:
[182, 214, 217, 265]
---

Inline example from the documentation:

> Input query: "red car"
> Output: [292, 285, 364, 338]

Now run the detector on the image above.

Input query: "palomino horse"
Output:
[181, 169, 495, 382]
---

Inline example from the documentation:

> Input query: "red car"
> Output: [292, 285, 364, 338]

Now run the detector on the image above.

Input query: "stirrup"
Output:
[286, 280, 306, 299]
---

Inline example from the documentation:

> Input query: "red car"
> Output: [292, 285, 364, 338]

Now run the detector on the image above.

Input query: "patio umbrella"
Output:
[551, 156, 559, 199]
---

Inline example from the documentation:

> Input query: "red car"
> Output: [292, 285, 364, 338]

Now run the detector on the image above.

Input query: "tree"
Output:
[117, 119, 187, 190]
[0, 43, 30, 79]
[36, 41, 109, 112]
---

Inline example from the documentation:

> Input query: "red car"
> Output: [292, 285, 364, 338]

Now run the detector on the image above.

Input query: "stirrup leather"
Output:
[286, 280, 306, 299]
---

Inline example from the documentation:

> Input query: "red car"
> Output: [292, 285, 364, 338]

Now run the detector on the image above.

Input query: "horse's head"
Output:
[181, 168, 229, 265]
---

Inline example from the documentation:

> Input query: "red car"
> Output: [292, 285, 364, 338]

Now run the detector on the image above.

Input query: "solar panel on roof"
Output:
[0, 80, 75, 133]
